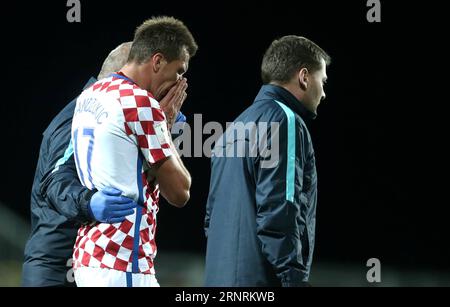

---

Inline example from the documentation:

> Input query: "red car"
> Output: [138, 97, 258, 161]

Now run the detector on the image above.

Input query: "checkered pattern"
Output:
[73, 202, 158, 274]
[86, 74, 172, 164]
[119, 86, 172, 164]
[73, 73, 172, 274]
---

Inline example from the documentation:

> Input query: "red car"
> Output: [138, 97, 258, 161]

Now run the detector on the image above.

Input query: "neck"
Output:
[269, 81, 304, 102]
[120, 62, 152, 91]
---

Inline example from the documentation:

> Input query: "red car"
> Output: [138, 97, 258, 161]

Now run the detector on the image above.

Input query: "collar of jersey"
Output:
[110, 71, 136, 85]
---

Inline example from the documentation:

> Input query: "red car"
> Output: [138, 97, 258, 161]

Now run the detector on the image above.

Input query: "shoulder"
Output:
[43, 100, 76, 140]
[115, 82, 159, 108]
[247, 99, 298, 126]
[263, 99, 309, 132]
[110, 82, 166, 124]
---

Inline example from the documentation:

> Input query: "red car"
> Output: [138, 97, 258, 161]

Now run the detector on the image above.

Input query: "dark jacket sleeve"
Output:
[254, 109, 308, 286]
[204, 159, 214, 238]
[39, 102, 95, 224]
[204, 148, 220, 238]
[41, 154, 95, 224]
[38, 78, 98, 224]
[204, 201, 211, 238]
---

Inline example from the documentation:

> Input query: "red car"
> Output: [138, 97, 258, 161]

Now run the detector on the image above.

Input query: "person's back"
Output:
[72, 73, 170, 276]
[205, 86, 317, 286]
[71, 16, 197, 287]
[205, 35, 330, 287]
[22, 82, 97, 287]
[22, 42, 139, 287]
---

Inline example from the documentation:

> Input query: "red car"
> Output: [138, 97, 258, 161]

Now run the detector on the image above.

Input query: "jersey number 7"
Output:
[73, 127, 95, 189]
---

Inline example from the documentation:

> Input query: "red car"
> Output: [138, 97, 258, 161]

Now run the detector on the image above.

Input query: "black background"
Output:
[0, 0, 446, 273]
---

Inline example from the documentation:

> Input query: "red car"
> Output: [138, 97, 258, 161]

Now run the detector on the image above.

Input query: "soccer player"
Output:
[22, 41, 188, 287]
[71, 17, 198, 287]
[22, 42, 137, 287]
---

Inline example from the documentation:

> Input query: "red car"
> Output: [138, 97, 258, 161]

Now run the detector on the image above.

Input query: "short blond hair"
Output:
[97, 42, 132, 79]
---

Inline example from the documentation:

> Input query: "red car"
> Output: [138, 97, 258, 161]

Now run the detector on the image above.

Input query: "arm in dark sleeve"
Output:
[204, 160, 214, 238]
[254, 112, 308, 286]
[204, 134, 225, 238]
[38, 77, 99, 224]
[204, 200, 211, 238]
[41, 154, 95, 224]
[39, 115, 95, 224]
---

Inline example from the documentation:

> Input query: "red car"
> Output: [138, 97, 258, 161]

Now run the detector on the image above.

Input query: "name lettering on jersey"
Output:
[75, 97, 109, 124]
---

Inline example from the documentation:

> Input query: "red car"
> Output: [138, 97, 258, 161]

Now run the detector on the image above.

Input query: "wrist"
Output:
[280, 270, 308, 287]
[81, 189, 97, 223]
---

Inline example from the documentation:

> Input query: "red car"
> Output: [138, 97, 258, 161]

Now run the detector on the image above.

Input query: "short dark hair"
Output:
[128, 16, 198, 64]
[261, 35, 331, 84]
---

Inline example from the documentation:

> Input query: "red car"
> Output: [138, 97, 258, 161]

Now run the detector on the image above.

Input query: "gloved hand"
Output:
[171, 111, 187, 139]
[88, 187, 137, 223]
[175, 111, 186, 123]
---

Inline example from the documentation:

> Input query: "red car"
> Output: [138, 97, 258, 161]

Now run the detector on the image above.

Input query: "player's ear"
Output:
[151, 53, 166, 73]
[298, 68, 308, 91]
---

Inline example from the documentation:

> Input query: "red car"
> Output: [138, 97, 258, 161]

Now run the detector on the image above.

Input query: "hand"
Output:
[175, 111, 187, 123]
[159, 78, 188, 129]
[88, 187, 137, 223]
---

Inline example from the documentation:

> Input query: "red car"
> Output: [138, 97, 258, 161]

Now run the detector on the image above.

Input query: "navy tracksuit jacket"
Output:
[204, 84, 318, 287]
[22, 79, 97, 287]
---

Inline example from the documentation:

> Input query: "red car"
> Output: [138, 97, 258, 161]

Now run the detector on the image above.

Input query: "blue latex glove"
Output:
[88, 187, 137, 223]
[175, 111, 186, 123]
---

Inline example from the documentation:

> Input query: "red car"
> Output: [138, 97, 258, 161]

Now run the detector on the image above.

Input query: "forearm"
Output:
[154, 137, 191, 207]
[255, 188, 308, 285]
[169, 138, 192, 187]
[41, 166, 95, 224]
[256, 217, 309, 286]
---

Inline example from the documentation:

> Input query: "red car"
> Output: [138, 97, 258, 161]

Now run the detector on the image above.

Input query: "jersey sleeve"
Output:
[119, 87, 173, 165]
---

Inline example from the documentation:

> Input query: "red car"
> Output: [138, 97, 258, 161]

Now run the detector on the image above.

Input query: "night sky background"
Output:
[1, 0, 446, 276]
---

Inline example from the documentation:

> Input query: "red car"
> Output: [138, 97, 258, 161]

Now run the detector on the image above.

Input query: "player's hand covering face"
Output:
[159, 78, 188, 129]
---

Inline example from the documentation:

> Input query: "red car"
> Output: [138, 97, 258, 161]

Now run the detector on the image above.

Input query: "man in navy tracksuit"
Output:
[204, 36, 331, 286]
[22, 43, 188, 287]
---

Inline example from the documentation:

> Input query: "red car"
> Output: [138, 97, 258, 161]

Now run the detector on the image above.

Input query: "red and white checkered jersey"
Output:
[71, 72, 173, 274]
